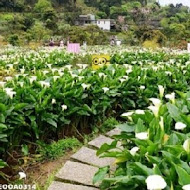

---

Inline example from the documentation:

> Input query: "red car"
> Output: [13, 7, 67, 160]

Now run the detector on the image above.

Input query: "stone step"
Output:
[48, 181, 99, 190]
[88, 135, 114, 149]
[106, 128, 121, 137]
[71, 147, 115, 167]
[55, 161, 99, 187]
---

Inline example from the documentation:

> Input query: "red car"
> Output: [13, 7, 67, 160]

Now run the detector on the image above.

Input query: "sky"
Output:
[158, 0, 190, 7]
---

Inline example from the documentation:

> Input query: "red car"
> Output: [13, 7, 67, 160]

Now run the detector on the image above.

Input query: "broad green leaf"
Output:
[167, 103, 181, 121]
[0, 124, 7, 130]
[46, 118, 57, 128]
[0, 104, 6, 112]
[21, 144, 29, 156]
[0, 114, 5, 123]
[131, 162, 153, 176]
[116, 123, 135, 133]
[175, 165, 190, 185]
[14, 103, 28, 111]
[135, 119, 147, 133]
[93, 166, 109, 184]
[97, 141, 117, 156]
[0, 160, 7, 169]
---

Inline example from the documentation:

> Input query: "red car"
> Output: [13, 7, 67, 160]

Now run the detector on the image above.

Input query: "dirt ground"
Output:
[25, 151, 74, 189]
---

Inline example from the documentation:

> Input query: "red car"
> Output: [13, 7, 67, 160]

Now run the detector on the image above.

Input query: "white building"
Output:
[96, 19, 111, 31]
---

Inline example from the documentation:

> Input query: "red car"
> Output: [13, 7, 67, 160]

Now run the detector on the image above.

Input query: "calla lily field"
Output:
[1, 46, 190, 188]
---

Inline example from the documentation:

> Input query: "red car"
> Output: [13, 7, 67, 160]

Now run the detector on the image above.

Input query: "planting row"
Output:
[95, 89, 190, 190]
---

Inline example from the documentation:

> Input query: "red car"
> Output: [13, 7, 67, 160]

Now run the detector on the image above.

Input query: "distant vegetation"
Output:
[0, 0, 190, 48]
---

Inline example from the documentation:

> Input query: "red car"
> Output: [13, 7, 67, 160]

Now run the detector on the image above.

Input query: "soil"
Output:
[24, 151, 74, 189]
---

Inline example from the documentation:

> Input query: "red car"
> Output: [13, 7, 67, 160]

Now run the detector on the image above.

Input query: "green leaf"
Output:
[153, 165, 162, 175]
[97, 141, 117, 156]
[0, 124, 7, 130]
[0, 160, 7, 169]
[21, 144, 29, 156]
[135, 119, 147, 133]
[14, 103, 28, 111]
[46, 118, 57, 128]
[175, 165, 190, 185]
[167, 103, 181, 121]
[131, 162, 153, 176]
[116, 123, 135, 133]
[0, 114, 5, 123]
[0, 104, 6, 112]
[93, 166, 109, 184]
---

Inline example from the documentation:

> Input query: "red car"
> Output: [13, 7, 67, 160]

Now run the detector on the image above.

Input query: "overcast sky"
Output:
[158, 0, 190, 7]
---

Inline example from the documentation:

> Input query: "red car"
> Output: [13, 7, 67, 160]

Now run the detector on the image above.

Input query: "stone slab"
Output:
[88, 135, 114, 149]
[71, 147, 115, 167]
[56, 161, 99, 187]
[48, 181, 99, 190]
[106, 128, 121, 137]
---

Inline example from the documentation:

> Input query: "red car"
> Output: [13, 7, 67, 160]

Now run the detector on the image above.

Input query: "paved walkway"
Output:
[48, 128, 121, 190]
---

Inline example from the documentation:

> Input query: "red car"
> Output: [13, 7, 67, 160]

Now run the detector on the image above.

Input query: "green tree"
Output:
[28, 21, 52, 41]
[34, 0, 53, 13]
[8, 34, 20, 46]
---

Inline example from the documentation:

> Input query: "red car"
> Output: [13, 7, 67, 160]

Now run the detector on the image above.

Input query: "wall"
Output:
[96, 20, 110, 31]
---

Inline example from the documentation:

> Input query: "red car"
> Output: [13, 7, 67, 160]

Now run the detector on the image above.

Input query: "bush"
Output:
[37, 138, 81, 160]
[8, 34, 20, 46]
[142, 30, 167, 47]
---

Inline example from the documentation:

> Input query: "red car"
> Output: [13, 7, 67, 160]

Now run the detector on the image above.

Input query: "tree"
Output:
[34, 0, 53, 13]
[28, 21, 52, 41]
[8, 34, 20, 46]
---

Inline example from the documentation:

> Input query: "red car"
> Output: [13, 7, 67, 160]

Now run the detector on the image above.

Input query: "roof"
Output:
[97, 19, 111, 21]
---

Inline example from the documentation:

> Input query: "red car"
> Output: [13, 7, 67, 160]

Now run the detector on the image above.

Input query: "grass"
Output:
[37, 138, 81, 160]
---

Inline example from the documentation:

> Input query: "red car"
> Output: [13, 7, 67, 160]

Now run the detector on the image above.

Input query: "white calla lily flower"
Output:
[102, 87, 109, 93]
[20, 68, 25, 74]
[183, 139, 190, 153]
[53, 76, 60, 82]
[121, 112, 134, 117]
[64, 65, 72, 70]
[146, 175, 167, 190]
[159, 116, 164, 131]
[130, 147, 139, 156]
[18, 82, 24, 87]
[183, 184, 190, 190]
[158, 85, 164, 98]
[148, 106, 159, 117]
[39, 81, 50, 88]
[29, 76, 37, 84]
[5, 76, 13, 81]
[135, 132, 148, 140]
[51, 99, 56, 104]
[42, 70, 49, 75]
[165, 93, 175, 104]
[165, 71, 172, 76]
[47, 64, 52, 69]
[6, 91, 16, 99]
[19, 172, 26, 180]
[81, 83, 91, 90]
[119, 78, 125, 83]
[149, 98, 161, 108]
[140, 85, 145, 90]
[135, 110, 145, 114]
[175, 122, 186, 130]
[61, 104, 67, 111]
[123, 76, 129, 80]
[51, 68, 58, 74]
[78, 76, 84, 81]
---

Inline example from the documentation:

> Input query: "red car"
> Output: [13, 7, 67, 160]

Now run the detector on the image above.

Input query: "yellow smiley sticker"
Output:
[92, 55, 110, 69]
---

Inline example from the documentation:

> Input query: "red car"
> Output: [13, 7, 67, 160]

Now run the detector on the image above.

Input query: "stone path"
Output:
[48, 128, 121, 190]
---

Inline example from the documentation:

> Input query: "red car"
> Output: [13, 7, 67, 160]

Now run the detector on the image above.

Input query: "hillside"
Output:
[0, 0, 190, 48]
